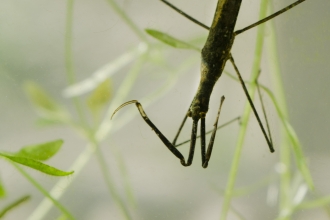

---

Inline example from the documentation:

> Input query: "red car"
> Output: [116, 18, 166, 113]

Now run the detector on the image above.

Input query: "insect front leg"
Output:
[202, 96, 225, 168]
[111, 100, 198, 167]
[172, 111, 189, 146]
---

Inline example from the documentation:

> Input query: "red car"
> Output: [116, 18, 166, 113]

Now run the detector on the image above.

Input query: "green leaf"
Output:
[0, 179, 5, 198]
[0, 195, 30, 218]
[15, 139, 63, 161]
[86, 78, 112, 115]
[63, 42, 148, 98]
[0, 153, 74, 176]
[145, 29, 200, 51]
[24, 81, 61, 112]
[56, 215, 69, 220]
[24, 81, 69, 122]
[35, 117, 64, 127]
[295, 195, 330, 210]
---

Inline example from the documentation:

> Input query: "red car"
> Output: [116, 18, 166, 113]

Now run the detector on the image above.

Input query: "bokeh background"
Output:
[1, 0, 330, 219]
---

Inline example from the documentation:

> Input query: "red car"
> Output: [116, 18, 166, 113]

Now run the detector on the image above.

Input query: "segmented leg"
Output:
[111, 97, 225, 167]
[229, 55, 274, 152]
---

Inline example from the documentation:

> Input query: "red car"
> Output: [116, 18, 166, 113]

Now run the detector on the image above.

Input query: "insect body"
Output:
[191, 0, 240, 121]
[112, 0, 306, 168]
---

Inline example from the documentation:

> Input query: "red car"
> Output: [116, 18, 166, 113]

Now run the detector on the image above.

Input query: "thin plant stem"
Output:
[93, 137, 132, 219]
[26, 143, 94, 220]
[220, 0, 269, 219]
[266, 9, 294, 219]
[266, 2, 314, 217]
[111, 146, 137, 209]
[11, 162, 75, 220]
[64, 2, 134, 217]
[266, 15, 292, 219]
[64, 0, 88, 129]
[65, 0, 75, 85]
[105, 0, 148, 42]
[0, 195, 30, 218]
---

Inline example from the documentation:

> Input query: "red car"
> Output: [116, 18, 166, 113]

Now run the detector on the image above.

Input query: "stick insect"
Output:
[112, 0, 307, 168]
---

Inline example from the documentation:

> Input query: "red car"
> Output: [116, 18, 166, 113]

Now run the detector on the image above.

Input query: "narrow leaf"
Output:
[56, 215, 69, 220]
[35, 117, 64, 127]
[24, 81, 61, 113]
[86, 78, 112, 114]
[0, 195, 30, 218]
[24, 81, 69, 123]
[0, 179, 5, 198]
[145, 29, 200, 51]
[62, 42, 148, 98]
[0, 153, 74, 176]
[295, 195, 330, 210]
[15, 139, 63, 161]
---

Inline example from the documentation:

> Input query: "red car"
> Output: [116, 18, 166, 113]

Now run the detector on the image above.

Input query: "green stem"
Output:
[65, 0, 75, 85]
[111, 146, 137, 209]
[0, 195, 30, 218]
[105, 0, 148, 42]
[11, 162, 75, 220]
[65, 0, 88, 129]
[266, 9, 291, 220]
[220, 0, 269, 219]
[93, 137, 132, 220]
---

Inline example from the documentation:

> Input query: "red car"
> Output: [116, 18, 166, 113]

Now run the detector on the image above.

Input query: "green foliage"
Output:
[0, 181, 5, 198]
[0, 195, 30, 218]
[24, 81, 69, 122]
[2, 0, 326, 219]
[1, 154, 73, 176]
[56, 215, 69, 220]
[0, 140, 73, 176]
[224, 70, 314, 190]
[15, 139, 63, 161]
[24, 81, 60, 112]
[86, 79, 112, 118]
[145, 29, 200, 51]
[296, 195, 330, 210]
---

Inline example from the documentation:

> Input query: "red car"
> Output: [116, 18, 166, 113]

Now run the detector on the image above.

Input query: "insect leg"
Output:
[111, 100, 197, 166]
[172, 111, 189, 145]
[202, 96, 225, 168]
[160, 0, 210, 30]
[255, 74, 273, 147]
[174, 116, 241, 148]
[235, 0, 306, 35]
[229, 55, 274, 152]
[185, 119, 198, 166]
[200, 114, 206, 165]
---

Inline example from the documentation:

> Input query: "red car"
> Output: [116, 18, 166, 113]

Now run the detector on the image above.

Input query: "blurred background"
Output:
[0, 0, 330, 219]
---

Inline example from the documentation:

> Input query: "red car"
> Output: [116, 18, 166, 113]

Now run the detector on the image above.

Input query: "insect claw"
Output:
[111, 100, 138, 119]
[202, 161, 209, 168]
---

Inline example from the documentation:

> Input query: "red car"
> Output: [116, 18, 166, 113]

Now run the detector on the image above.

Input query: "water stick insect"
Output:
[112, 0, 307, 168]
